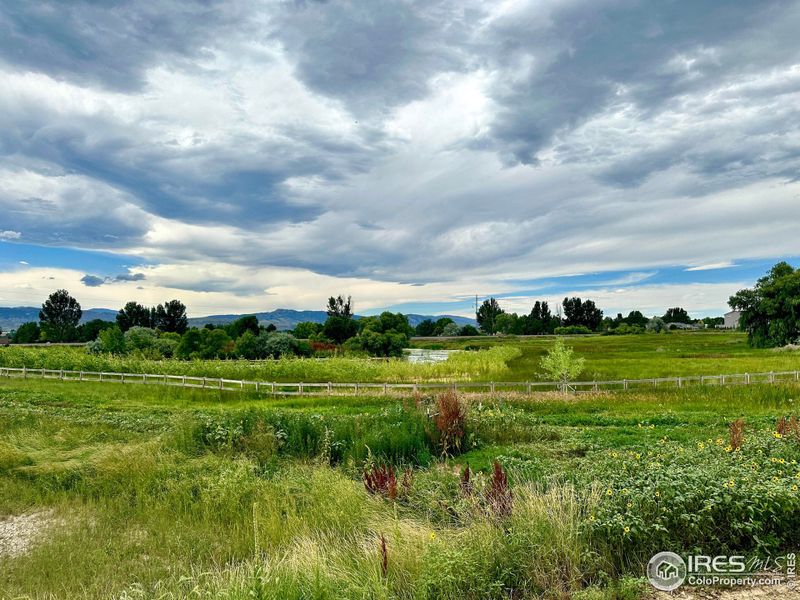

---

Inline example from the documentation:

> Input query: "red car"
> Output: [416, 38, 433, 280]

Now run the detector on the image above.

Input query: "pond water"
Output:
[404, 348, 460, 364]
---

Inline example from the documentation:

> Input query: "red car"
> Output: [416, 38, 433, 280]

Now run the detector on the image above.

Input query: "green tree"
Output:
[477, 298, 504, 334]
[625, 310, 649, 328]
[326, 295, 353, 318]
[234, 330, 260, 359]
[116, 301, 152, 331]
[539, 338, 585, 393]
[77, 319, 114, 342]
[415, 319, 437, 337]
[39, 289, 82, 342]
[199, 328, 233, 358]
[459, 324, 480, 336]
[440, 322, 461, 336]
[257, 332, 299, 359]
[729, 261, 800, 347]
[225, 315, 259, 339]
[354, 312, 413, 356]
[124, 326, 159, 351]
[562, 297, 603, 331]
[663, 307, 691, 324]
[176, 329, 203, 359]
[12, 322, 40, 344]
[323, 315, 358, 344]
[153, 300, 189, 334]
[98, 325, 126, 354]
[293, 321, 322, 339]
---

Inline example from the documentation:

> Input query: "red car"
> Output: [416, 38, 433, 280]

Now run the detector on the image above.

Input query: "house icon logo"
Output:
[647, 552, 687, 591]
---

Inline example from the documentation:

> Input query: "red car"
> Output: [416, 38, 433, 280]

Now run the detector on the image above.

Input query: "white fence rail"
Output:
[1, 366, 800, 396]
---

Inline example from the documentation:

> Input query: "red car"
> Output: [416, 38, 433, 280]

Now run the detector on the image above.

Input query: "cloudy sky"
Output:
[1, 0, 799, 318]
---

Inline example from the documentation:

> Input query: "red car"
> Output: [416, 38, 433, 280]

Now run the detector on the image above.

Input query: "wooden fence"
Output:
[2, 366, 800, 396]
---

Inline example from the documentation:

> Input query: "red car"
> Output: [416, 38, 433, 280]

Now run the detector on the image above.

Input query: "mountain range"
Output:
[0, 307, 475, 333]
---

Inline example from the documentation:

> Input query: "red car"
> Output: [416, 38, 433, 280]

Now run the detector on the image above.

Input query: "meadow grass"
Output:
[2, 331, 797, 387]
[415, 330, 800, 381]
[0, 345, 521, 383]
[2, 376, 800, 598]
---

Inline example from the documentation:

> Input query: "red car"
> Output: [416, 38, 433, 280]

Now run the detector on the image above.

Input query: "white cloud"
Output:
[0, 230, 22, 240]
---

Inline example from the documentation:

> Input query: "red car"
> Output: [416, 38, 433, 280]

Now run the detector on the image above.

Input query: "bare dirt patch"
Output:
[0, 510, 55, 558]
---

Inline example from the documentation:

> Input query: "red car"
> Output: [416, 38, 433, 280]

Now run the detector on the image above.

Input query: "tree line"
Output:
[8, 290, 419, 359]
[470, 296, 717, 336]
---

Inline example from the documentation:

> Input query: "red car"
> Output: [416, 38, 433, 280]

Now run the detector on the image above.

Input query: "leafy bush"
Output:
[554, 325, 592, 335]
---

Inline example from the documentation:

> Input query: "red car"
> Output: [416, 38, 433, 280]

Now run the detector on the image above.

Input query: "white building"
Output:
[722, 310, 742, 329]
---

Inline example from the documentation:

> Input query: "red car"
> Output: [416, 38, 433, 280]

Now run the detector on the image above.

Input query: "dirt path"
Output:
[649, 580, 800, 599]
[0, 511, 54, 558]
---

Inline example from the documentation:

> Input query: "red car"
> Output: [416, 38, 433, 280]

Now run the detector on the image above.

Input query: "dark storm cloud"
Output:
[0, 0, 247, 92]
[271, 0, 482, 115]
[1, 0, 799, 291]
[479, 0, 800, 167]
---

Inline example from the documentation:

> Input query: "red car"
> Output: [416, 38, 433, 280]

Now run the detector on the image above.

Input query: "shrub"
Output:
[554, 325, 592, 335]
[256, 332, 299, 359]
[434, 390, 467, 456]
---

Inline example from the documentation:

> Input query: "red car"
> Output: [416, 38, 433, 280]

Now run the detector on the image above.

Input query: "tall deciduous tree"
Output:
[153, 300, 189, 334]
[662, 307, 691, 324]
[39, 289, 82, 342]
[116, 301, 152, 331]
[477, 298, 504, 334]
[729, 261, 800, 347]
[562, 297, 603, 331]
[326, 295, 353, 318]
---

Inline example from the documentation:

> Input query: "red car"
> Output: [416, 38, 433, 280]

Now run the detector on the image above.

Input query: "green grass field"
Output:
[2, 368, 800, 599]
[414, 330, 800, 381]
[2, 332, 799, 385]
[1, 334, 799, 598]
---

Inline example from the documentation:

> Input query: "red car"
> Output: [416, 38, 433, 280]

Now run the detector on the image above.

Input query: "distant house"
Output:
[722, 310, 741, 330]
[0, 335, 10, 347]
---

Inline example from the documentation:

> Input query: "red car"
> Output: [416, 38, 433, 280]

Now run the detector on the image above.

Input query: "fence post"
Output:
[79, 371, 83, 381]
[328, 382, 332, 393]
[490, 381, 495, 393]
[795, 371, 799, 382]
[677, 377, 682, 388]
[299, 382, 304, 395]
[527, 381, 532, 394]
[60, 370, 64, 380]
[355, 382, 359, 395]
[99, 372, 103, 382]
[255, 381, 260, 393]
[121, 373, 125, 384]
[23, 366, 26, 379]
[623, 379, 628, 390]
[202, 377, 206, 389]
[745, 373, 750, 385]
[720, 375, 725, 385]
[770, 371, 775, 383]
